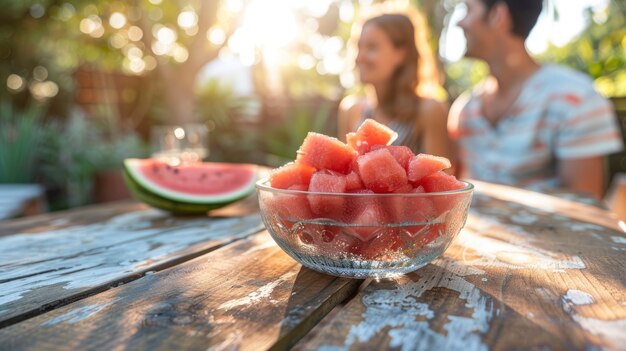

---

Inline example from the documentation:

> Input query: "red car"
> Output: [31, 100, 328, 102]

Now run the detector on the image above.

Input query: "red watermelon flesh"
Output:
[361, 230, 406, 260]
[407, 154, 452, 184]
[421, 171, 465, 193]
[297, 132, 357, 173]
[354, 118, 398, 146]
[384, 186, 437, 225]
[269, 162, 316, 189]
[357, 148, 408, 193]
[345, 171, 364, 191]
[308, 172, 347, 217]
[295, 222, 364, 257]
[421, 171, 467, 214]
[264, 192, 313, 227]
[346, 132, 370, 155]
[125, 158, 256, 203]
[343, 189, 390, 241]
[371, 145, 414, 170]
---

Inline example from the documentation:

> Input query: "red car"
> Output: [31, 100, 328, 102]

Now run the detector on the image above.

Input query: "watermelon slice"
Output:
[124, 158, 256, 213]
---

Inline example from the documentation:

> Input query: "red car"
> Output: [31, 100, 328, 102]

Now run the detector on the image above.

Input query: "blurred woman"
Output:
[339, 12, 451, 159]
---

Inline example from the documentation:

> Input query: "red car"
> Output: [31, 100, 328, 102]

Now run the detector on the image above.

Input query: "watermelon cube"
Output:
[407, 154, 452, 184]
[307, 172, 347, 217]
[421, 171, 467, 213]
[345, 171, 364, 191]
[353, 118, 398, 146]
[297, 132, 357, 173]
[343, 189, 390, 241]
[385, 186, 436, 224]
[264, 192, 313, 227]
[421, 171, 465, 193]
[361, 230, 406, 260]
[294, 222, 364, 257]
[269, 162, 316, 189]
[346, 132, 370, 155]
[371, 145, 414, 170]
[357, 148, 409, 193]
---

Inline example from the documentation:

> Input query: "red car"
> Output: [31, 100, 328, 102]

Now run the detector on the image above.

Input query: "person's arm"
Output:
[337, 97, 363, 142]
[553, 84, 623, 199]
[420, 99, 452, 160]
[558, 156, 605, 199]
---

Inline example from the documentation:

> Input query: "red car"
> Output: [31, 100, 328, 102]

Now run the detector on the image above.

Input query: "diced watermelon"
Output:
[371, 145, 414, 170]
[345, 171, 364, 191]
[412, 222, 445, 248]
[287, 184, 309, 191]
[421, 171, 465, 193]
[294, 222, 364, 257]
[361, 230, 406, 260]
[407, 154, 452, 184]
[353, 118, 398, 146]
[346, 132, 370, 155]
[343, 189, 390, 241]
[357, 148, 408, 193]
[386, 186, 436, 221]
[264, 192, 313, 227]
[297, 132, 357, 173]
[421, 171, 467, 214]
[269, 162, 316, 189]
[307, 172, 347, 217]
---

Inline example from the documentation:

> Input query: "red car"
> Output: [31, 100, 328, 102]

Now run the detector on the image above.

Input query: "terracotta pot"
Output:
[93, 169, 132, 203]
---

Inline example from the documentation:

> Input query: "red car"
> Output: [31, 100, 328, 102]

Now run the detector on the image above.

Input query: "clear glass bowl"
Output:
[256, 178, 474, 278]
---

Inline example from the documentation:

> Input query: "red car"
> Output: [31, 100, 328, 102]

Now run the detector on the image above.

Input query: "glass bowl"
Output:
[256, 178, 474, 278]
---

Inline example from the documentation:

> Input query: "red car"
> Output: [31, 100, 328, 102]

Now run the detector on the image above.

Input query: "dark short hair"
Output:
[481, 0, 543, 39]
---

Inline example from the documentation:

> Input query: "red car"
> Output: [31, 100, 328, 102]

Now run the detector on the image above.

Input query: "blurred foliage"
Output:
[42, 109, 146, 208]
[538, 0, 626, 97]
[263, 100, 335, 166]
[0, 100, 46, 183]
[196, 79, 264, 163]
[443, 0, 626, 99]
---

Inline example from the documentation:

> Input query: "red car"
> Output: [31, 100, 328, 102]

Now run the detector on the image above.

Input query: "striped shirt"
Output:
[449, 64, 623, 190]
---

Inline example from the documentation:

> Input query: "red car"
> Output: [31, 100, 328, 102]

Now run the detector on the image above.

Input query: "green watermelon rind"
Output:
[123, 169, 245, 214]
[123, 159, 257, 204]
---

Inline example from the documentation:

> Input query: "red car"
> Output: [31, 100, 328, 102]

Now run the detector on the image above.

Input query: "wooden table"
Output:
[0, 181, 625, 350]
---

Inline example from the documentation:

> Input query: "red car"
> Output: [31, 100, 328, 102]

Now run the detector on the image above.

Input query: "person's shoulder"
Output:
[339, 95, 368, 115]
[420, 97, 448, 113]
[536, 64, 597, 94]
[418, 97, 449, 130]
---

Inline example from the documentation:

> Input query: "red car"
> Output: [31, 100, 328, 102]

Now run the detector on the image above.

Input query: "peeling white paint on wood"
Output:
[217, 271, 295, 310]
[326, 259, 492, 351]
[561, 291, 626, 350]
[611, 236, 626, 245]
[0, 210, 263, 312]
[570, 223, 605, 232]
[455, 227, 586, 270]
[510, 212, 538, 225]
[42, 298, 119, 326]
[564, 290, 594, 305]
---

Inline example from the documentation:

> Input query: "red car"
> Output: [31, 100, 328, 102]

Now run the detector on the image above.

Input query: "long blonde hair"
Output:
[352, 9, 441, 122]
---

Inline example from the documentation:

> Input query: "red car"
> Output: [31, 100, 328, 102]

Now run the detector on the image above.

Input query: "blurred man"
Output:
[448, 0, 623, 198]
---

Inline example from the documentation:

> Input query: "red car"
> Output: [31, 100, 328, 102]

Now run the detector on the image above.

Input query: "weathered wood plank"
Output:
[297, 189, 626, 350]
[0, 202, 264, 327]
[0, 232, 362, 351]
